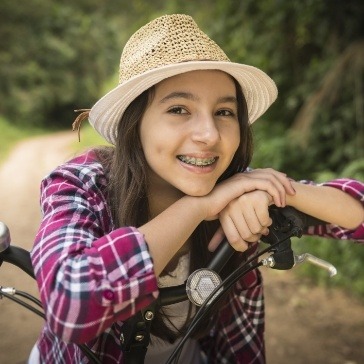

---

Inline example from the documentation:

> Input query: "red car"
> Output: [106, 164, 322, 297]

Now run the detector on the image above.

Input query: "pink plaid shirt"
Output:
[31, 150, 364, 363]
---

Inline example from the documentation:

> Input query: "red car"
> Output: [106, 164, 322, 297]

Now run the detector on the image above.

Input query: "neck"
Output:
[148, 185, 185, 218]
[147, 168, 185, 217]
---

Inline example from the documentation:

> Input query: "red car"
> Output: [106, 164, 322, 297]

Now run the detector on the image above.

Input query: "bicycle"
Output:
[0, 206, 337, 364]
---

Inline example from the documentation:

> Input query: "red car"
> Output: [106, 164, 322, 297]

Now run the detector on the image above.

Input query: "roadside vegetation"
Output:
[1, 0, 363, 298]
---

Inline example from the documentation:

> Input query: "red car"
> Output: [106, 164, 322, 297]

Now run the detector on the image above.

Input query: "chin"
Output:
[182, 185, 214, 197]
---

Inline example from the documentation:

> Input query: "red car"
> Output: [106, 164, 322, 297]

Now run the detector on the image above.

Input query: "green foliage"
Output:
[72, 123, 110, 154]
[0, 0, 126, 128]
[1, 0, 363, 295]
[291, 237, 364, 301]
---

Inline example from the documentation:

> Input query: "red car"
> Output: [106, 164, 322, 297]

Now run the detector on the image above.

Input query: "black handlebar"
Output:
[0, 245, 35, 279]
[0, 207, 327, 364]
[0, 206, 325, 301]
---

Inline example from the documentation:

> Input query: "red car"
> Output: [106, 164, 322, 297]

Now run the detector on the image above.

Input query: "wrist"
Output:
[285, 181, 300, 207]
[180, 195, 208, 221]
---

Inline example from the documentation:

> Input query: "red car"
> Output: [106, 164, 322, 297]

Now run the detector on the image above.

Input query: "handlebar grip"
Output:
[206, 206, 323, 273]
[0, 246, 35, 279]
[280, 206, 327, 229]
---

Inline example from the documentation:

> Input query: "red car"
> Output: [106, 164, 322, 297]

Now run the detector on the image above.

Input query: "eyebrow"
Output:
[159, 92, 199, 103]
[217, 96, 238, 104]
[159, 92, 237, 105]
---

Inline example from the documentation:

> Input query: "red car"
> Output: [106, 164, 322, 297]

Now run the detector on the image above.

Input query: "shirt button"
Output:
[103, 289, 115, 301]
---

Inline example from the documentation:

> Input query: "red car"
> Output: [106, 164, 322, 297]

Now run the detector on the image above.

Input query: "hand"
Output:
[202, 168, 295, 221]
[238, 168, 295, 206]
[207, 168, 295, 252]
[208, 190, 272, 252]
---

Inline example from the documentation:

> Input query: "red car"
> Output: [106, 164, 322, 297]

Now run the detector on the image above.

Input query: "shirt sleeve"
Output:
[300, 178, 364, 242]
[31, 157, 159, 344]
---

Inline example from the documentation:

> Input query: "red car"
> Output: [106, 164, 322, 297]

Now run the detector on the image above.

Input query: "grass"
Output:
[71, 123, 110, 154]
[0, 115, 108, 165]
[0, 116, 46, 163]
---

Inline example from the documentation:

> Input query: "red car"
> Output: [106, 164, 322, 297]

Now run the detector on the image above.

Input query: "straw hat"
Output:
[89, 14, 278, 145]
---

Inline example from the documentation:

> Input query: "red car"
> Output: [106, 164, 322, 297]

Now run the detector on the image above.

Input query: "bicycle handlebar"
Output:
[0, 207, 331, 364]
[0, 245, 35, 279]
[0, 222, 34, 278]
[0, 206, 326, 303]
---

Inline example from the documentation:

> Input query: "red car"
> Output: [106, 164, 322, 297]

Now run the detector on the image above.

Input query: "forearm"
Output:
[287, 181, 364, 229]
[138, 195, 205, 275]
[138, 169, 296, 274]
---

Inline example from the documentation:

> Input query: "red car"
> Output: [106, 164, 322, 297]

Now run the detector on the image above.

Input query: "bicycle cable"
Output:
[165, 234, 294, 364]
[0, 288, 102, 364]
[14, 290, 43, 308]
[0, 288, 45, 319]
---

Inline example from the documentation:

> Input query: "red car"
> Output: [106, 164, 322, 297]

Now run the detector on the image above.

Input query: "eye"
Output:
[216, 109, 235, 117]
[168, 106, 188, 114]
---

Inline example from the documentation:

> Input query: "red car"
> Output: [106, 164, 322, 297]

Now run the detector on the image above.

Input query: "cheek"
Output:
[223, 128, 241, 167]
[142, 123, 180, 155]
[141, 133, 173, 166]
[227, 125, 241, 152]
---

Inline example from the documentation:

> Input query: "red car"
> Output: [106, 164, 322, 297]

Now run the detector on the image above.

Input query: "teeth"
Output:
[178, 155, 217, 166]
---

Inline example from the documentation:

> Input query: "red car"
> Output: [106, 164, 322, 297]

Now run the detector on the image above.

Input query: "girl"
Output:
[30, 14, 364, 363]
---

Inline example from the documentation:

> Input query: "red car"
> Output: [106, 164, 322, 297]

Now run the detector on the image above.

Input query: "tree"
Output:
[0, 0, 125, 127]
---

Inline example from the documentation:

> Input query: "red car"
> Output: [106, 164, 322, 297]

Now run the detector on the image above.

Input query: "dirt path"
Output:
[0, 132, 363, 363]
[0, 132, 76, 364]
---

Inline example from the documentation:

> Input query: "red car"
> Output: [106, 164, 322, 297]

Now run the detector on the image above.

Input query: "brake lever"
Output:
[259, 207, 301, 270]
[260, 206, 337, 277]
[294, 253, 337, 277]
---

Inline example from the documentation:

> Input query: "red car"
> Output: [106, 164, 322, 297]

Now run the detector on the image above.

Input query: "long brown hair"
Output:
[95, 76, 253, 341]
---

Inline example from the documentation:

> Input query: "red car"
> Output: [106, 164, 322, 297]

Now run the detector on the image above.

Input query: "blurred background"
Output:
[0, 0, 363, 363]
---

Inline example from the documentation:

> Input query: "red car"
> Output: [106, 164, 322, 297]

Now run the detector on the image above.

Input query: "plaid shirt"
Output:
[31, 150, 364, 363]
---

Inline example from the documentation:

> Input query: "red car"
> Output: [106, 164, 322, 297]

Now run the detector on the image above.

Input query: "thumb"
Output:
[208, 226, 225, 252]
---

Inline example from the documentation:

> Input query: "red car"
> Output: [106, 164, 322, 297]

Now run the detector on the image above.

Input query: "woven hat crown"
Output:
[119, 14, 230, 84]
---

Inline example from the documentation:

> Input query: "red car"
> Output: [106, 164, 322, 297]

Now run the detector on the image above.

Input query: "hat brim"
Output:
[89, 61, 278, 144]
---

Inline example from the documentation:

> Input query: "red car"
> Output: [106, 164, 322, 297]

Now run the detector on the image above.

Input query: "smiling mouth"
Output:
[177, 155, 218, 166]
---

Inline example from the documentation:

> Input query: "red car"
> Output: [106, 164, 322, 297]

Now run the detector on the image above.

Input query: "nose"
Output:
[191, 113, 220, 145]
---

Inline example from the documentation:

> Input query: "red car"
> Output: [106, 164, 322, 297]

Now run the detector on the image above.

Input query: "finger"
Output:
[246, 178, 284, 208]
[207, 226, 225, 252]
[209, 173, 288, 216]
[264, 169, 296, 199]
[209, 175, 282, 214]
[238, 206, 267, 240]
[222, 210, 263, 249]
[254, 204, 271, 236]
[219, 214, 249, 252]
[224, 175, 282, 207]
[249, 169, 296, 198]
[254, 201, 273, 227]
[268, 169, 296, 195]
[252, 171, 287, 206]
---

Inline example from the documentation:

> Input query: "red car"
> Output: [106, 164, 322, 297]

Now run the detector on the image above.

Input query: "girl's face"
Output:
[140, 70, 240, 198]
